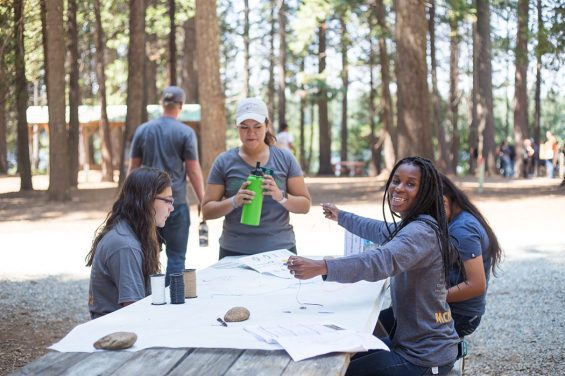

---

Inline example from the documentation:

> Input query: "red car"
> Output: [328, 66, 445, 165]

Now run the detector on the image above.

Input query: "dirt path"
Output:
[1, 173, 564, 375]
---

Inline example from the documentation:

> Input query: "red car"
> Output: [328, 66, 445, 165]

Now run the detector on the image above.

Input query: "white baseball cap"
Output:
[235, 97, 269, 125]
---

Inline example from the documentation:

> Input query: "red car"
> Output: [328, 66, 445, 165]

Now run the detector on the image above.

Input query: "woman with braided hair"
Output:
[86, 167, 173, 319]
[287, 157, 460, 376]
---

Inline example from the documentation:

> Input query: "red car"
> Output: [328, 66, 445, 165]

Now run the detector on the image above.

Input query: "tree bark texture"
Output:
[67, 0, 80, 187]
[14, 0, 33, 190]
[339, 17, 348, 163]
[93, 0, 114, 182]
[0, 46, 7, 174]
[182, 17, 198, 103]
[449, 13, 460, 174]
[469, 18, 478, 175]
[513, 0, 529, 176]
[122, 0, 146, 183]
[195, 0, 226, 179]
[476, 0, 496, 175]
[45, 0, 70, 200]
[534, 0, 542, 146]
[168, 0, 177, 85]
[242, 0, 250, 98]
[395, 0, 432, 161]
[277, 0, 286, 128]
[299, 58, 306, 171]
[267, 0, 276, 122]
[317, 22, 332, 175]
[145, 32, 158, 105]
[428, 0, 449, 171]
[374, 0, 395, 172]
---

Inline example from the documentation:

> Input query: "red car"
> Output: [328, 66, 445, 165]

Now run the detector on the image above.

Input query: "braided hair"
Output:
[382, 156, 454, 286]
[440, 174, 502, 277]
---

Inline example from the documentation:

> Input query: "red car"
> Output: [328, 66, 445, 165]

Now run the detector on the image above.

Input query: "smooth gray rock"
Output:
[93, 332, 137, 350]
[224, 307, 250, 322]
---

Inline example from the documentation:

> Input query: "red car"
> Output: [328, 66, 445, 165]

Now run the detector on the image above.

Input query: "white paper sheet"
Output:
[239, 249, 296, 278]
[50, 257, 387, 354]
[344, 231, 375, 256]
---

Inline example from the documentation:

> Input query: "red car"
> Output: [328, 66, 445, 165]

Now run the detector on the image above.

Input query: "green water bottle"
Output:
[240, 161, 265, 226]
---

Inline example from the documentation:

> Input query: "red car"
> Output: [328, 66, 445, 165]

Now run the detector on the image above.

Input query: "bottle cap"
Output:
[251, 161, 264, 176]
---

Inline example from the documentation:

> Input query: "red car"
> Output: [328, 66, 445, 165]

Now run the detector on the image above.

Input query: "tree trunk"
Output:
[534, 0, 542, 147]
[306, 103, 315, 173]
[182, 17, 198, 103]
[428, 0, 449, 171]
[476, 0, 496, 175]
[395, 0, 432, 160]
[513, 0, 529, 177]
[469, 16, 479, 175]
[242, 0, 250, 97]
[121, 0, 146, 184]
[14, 0, 33, 190]
[45, 0, 69, 200]
[145, 32, 158, 104]
[317, 22, 332, 175]
[195, 0, 225, 179]
[277, 0, 286, 128]
[375, 0, 395, 172]
[67, 0, 80, 187]
[168, 0, 177, 85]
[339, 17, 348, 163]
[0, 45, 7, 174]
[267, 0, 276, 123]
[93, 0, 114, 182]
[448, 12, 460, 174]
[368, 21, 379, 176]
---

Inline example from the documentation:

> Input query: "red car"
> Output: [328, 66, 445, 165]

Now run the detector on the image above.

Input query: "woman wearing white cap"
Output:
[202, 97, 311, 259]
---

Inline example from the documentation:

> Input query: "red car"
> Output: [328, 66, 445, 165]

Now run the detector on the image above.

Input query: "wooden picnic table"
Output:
[12, 347, 350, 376]
[12, 255, 387, 376]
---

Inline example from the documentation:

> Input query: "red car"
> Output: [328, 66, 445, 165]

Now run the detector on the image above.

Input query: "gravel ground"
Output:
[1, 175, 564, 375]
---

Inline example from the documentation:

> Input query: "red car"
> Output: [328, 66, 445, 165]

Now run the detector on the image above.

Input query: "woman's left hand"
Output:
[262, 175, 285, 202]
[287, 256, 327, 280]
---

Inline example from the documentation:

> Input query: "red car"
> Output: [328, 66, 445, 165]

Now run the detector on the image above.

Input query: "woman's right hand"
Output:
[321, 203, 340, 221]
[233, 180, 254, 207]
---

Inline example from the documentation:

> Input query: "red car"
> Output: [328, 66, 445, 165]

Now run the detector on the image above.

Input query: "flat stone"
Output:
[93, 332, 137, 350]
[224, 306, 250, 322]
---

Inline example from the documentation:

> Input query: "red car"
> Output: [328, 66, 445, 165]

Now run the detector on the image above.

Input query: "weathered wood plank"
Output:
[10, 352, 88, 376]
[58, 351, 136, 376]
[282, 352, 350, 376]
[224, 350, 291, 376]
[111, 348, 189, 376]
[167, 348, 243, 376]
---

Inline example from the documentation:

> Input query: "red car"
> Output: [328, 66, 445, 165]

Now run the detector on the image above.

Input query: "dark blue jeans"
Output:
[346, 308, 454, 376]
[452, 312, 481, 337]
[159, 203, 190, 285]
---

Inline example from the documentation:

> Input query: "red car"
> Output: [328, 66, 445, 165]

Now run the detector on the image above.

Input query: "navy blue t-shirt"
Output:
[448, 211, 491, 317]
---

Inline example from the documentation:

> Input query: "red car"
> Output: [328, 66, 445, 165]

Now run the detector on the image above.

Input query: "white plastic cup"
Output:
[150, 273, 166, 305]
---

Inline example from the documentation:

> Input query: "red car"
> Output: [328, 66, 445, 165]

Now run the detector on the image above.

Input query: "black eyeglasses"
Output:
[156, 197, 174, 206]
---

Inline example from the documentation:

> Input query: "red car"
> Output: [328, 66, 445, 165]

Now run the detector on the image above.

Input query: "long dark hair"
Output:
[441, 174, 502, 277]
[382, 156, 454, 286]
[85, 167, 171, 276]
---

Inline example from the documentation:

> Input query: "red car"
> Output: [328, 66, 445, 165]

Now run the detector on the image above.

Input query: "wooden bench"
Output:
[332, 161, 366, 176]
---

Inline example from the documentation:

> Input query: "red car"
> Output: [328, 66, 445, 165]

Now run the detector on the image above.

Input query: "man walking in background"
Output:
[128, 86, 205, 283]
[276, 122, 296, 154]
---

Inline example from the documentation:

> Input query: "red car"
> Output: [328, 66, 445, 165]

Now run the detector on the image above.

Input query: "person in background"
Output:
[128, 86, 205, 283]
[202, 97, 311, 259]
[276, 122, 296, 154]
[441, 174, 502, 337]
[86, 167, 173, 319]
[542, 131, 558, 178]
[287, 156, 460, 376]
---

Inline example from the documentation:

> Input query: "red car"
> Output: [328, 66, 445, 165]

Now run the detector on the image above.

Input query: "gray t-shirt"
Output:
[130, 116, 199, 204]
[207, 146, 303, 254]
[88, 220, 148, 319]
[326, 211, 460, 368]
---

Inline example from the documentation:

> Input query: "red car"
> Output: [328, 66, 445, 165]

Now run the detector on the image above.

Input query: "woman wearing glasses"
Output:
[202, 97, 311, 259]
[86, 167, 174, 319]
